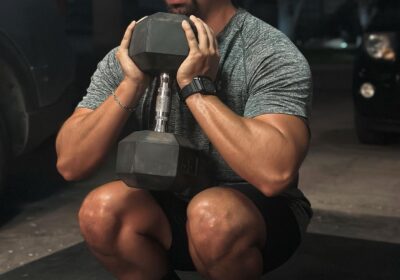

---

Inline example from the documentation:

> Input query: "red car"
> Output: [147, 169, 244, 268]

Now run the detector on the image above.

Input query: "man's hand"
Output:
[116, 20, 150, 90]
[177, 16, 220, 89]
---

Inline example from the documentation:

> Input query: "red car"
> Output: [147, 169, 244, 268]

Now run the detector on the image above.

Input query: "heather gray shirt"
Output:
[78, 9, 313, 234]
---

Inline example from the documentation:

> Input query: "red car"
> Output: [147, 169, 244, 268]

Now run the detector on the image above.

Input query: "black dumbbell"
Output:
[128, 12, 196, 75]
[116, 13, 213, 195]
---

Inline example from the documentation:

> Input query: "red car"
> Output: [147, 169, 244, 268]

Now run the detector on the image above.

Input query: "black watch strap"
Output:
[180, 76, 217, 102]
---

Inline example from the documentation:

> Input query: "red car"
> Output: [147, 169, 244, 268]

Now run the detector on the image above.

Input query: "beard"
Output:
[165, 0, 199, 17]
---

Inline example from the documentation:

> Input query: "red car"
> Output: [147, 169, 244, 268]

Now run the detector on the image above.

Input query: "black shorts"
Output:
[151, 182, 301, 274]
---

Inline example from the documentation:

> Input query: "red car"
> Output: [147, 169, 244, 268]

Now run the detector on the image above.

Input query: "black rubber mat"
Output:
[1, 233, 399, 280]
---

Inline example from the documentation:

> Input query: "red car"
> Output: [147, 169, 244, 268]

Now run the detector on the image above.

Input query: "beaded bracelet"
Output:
[112, 90, 135, 112]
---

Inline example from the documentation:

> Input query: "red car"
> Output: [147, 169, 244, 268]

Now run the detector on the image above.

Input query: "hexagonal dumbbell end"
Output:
[116, 130, 211, 193]
[129, 12, 196, 75]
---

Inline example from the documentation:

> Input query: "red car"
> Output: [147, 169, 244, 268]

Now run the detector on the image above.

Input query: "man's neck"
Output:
[199, 2, 237, 35]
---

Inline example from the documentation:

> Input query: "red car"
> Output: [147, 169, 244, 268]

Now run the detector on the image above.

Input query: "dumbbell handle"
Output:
[154, 73, 171, 133]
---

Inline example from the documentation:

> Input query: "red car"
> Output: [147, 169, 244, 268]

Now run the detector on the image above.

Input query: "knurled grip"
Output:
[154, 73, 171, 133]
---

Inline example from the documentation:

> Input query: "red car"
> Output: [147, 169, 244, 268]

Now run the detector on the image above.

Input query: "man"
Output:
[56, 0, 313, 279]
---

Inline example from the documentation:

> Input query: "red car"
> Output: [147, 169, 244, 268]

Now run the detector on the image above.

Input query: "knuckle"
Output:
[206, 50, 214, 57]
[192, 51, 202, 59]
[188, 33, 195, 40]
[188, 50, 197, 57]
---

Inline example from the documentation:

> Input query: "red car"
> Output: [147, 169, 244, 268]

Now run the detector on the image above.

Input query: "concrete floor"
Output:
[0, 62, 399, 276]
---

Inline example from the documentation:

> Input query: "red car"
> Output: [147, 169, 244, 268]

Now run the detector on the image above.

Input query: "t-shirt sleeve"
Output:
[244, 40, 312, 121]
[77, 47, 124, 110]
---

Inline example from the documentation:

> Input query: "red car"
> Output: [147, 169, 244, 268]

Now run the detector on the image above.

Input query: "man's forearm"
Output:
[186, 93, 308, 196]
[56, 80, 145, 181]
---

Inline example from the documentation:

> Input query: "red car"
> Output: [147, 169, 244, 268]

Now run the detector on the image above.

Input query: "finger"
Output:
[120, 21, 136, 50]
[182, 20, 200, 52]
[209, 27, 219, 54]
[214, 36, 220, 56]
[190, 15, 209, 50]
[203, 23, 217, 52]
[137, 16, 148, 24]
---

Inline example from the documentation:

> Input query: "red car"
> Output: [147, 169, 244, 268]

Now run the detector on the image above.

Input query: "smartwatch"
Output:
[180, 76, 217, 102]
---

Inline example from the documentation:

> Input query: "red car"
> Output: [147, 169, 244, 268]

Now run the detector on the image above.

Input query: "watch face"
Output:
[197, 77, 216, 94]
[203, 78, 216, 93]
[180, 76, 217, 103]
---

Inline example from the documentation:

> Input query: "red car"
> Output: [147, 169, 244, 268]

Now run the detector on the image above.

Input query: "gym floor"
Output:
[0, 59, 399, 279]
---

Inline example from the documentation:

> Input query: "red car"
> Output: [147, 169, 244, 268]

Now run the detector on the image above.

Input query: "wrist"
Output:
[178, 79, 192, 90]
[179, 76, 217, 103]
[185, 92, 201, 105]
[121, 77, 147, 94]
[186, 93, 218, 109]
[113, 78, 148, 113]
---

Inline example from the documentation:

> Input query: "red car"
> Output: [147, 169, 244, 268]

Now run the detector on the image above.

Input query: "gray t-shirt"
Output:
[78, 9, 313, 234]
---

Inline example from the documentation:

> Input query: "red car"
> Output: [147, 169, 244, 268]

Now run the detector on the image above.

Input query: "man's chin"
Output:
[168, 8, 187, 15]
[167, 6, 191, 16]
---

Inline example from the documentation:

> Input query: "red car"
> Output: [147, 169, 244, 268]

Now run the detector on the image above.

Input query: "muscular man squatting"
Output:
[56, 0, 313, 279]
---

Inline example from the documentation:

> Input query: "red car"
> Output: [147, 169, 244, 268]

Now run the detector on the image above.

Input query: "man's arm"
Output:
[178, 16, 310, 196]
[56, 21, 149, 181]
[186, 94, 309, 197]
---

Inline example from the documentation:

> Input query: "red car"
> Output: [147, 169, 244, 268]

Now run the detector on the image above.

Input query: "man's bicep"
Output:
[253, 113, 310, 160]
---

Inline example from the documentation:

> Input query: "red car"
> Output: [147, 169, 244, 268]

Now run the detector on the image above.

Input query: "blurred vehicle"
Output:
[0, 0, 76, 192]
[353, 0, 400, 144]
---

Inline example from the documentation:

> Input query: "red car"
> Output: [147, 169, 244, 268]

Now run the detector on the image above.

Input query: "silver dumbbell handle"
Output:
[154, 73, 171, 133]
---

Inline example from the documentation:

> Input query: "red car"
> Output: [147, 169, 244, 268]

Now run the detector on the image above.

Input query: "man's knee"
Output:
[187, 187, 266, 264]
[78, 181, 160, 254]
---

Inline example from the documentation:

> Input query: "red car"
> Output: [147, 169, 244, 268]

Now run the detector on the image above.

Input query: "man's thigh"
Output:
[151, 183, 301, 273]
[221, 182, 301, 272]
